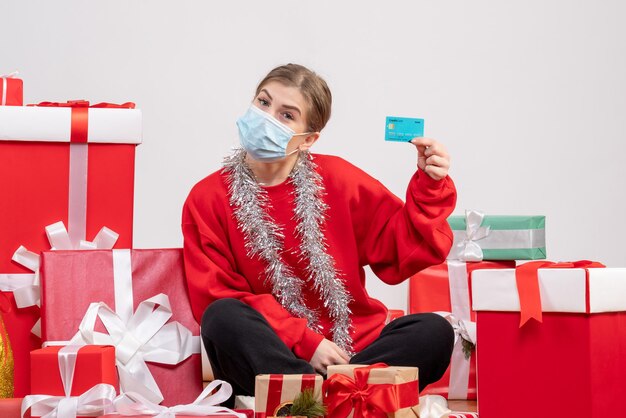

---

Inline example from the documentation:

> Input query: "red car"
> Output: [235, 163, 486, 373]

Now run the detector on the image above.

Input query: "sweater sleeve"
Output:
[351, 165, 457, 284]
[182, 192, 324, 361]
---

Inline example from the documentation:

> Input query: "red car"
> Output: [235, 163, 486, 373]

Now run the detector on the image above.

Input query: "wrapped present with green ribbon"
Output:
[447, 210, 546, 261]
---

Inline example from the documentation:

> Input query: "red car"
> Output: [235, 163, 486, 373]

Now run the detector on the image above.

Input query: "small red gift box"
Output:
[0, 73, 22, 106]
[25, 345, 118, 418]
[30, 345, 118, 395]
[409, 260, 514, 400]
[472, 263, 626, 418]
[40, 248, 202, 406]
[0, 101, 141, 397]
[254, 374, 322, 418]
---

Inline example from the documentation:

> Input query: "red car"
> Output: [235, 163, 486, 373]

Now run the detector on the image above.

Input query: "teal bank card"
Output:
[385, 116, 424, 142]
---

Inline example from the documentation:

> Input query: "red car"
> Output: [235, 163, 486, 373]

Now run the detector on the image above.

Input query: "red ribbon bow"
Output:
[516, 260, 606, 327]
[27, 100, 135, 143]
[323, 363, 419, 418]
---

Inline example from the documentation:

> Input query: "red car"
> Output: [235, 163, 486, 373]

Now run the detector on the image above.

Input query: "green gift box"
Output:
[447, 211, 546, 261]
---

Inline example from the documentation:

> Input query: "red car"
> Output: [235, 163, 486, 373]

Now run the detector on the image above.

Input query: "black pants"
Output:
[201, 298, 454, 401]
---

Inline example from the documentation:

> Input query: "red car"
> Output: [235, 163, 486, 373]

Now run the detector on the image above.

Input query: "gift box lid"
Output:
[472, 267, 626, 313]
[0, 105, 142, 144]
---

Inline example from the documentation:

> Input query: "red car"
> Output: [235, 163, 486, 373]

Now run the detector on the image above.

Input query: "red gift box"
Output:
[30, 345, 118, 395]
[409, 260, 514, 400]
[0, 101, 141, 397]
[40, 248, 202, 406]
[472, 264, 626, 418]
[24, 345, 118, 418]
[0, 73, 22, 106]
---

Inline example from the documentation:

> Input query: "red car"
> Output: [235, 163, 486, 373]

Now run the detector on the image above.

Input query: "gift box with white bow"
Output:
[448, 211, 546, 261]
[40, 248, 203, 407]
[408, 260, 514, 400]
[23, 345, 118, 418]
[472, 262, 626, 418]
[0, 100, 141, 397]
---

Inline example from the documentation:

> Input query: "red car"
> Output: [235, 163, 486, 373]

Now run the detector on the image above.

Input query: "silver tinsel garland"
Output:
[223, 148, 354, 354]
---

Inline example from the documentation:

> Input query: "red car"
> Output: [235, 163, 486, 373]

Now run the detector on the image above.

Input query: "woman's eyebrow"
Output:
[282, 104, 301, 115]
[260, 89, 273, 100]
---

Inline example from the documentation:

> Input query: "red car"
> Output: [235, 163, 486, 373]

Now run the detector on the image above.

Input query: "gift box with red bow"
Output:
[254, 374, 322, 418]
[323, 364, 419, 418]
[0, 100, 141, 397]
[40, 248, 203, 406]
[408, 260, 514, 400]
[472, 261, 626, 418]
[23, 345, 118, 418]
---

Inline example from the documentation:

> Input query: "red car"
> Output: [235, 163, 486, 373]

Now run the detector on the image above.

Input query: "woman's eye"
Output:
[283, 112, 294, 120]
[257, 98, 270, 107]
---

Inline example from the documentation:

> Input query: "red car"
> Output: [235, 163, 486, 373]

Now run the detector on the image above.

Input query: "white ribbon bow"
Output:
[67, 294, 199, 405]
[448, 210, 490, 262]
[416, 395, 453, 418]
[0, 221, 118, 336]
[21, 345, 117, 418]
[113, 379, 246, 418]
[434, 311, 477, 399]
[435, 311, 476, 349]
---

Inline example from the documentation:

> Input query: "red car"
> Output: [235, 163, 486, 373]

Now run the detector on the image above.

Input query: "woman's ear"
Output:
[300, 132, 320, 151]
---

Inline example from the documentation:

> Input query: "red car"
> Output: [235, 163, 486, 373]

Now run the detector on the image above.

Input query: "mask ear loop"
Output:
[288, 131, 318, 156]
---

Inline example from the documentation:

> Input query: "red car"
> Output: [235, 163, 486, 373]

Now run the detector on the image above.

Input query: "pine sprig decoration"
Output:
[462, 337, 475, 360]
[287, 389, 327, 418]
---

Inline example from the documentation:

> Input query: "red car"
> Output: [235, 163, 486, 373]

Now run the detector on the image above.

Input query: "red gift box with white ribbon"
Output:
[409, 260, 514, 400]
[23, 345, 118, 418]
[0, 100, 141, 397]
[472, 262, 626, 418]
[40, 248, 203, 407]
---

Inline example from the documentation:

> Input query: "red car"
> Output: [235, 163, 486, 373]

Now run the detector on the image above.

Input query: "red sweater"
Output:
[182, 154, 456, 361]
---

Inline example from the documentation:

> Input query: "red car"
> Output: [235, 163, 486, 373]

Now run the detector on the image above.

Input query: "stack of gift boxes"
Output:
[409, 211, 626, 418]
[0, 74, 246, 418]
[1, 73, 625, 418]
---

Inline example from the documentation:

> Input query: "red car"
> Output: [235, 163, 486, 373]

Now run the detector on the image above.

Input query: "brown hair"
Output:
[255, 63, 332, 132]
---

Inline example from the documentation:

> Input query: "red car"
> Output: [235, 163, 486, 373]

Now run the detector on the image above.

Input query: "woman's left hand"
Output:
[410, 137, 450, 181]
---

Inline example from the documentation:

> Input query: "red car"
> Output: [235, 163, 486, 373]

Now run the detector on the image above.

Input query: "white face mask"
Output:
[236, 105, 311, 162]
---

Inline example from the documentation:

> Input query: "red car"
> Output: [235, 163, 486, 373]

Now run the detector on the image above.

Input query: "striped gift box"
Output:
[254, 374, 322, 418]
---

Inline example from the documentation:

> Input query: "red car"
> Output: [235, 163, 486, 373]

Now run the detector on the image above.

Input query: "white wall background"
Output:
[2, 0, 625, 310]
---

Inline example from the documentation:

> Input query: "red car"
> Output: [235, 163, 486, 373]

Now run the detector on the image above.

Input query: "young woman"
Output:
[182, 63, 457, 399]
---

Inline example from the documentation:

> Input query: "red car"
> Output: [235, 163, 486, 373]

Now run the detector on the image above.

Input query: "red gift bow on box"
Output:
[516, 260, 606, 327]
[323, 363, 419, 418]
[28, 100, 135, 143]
